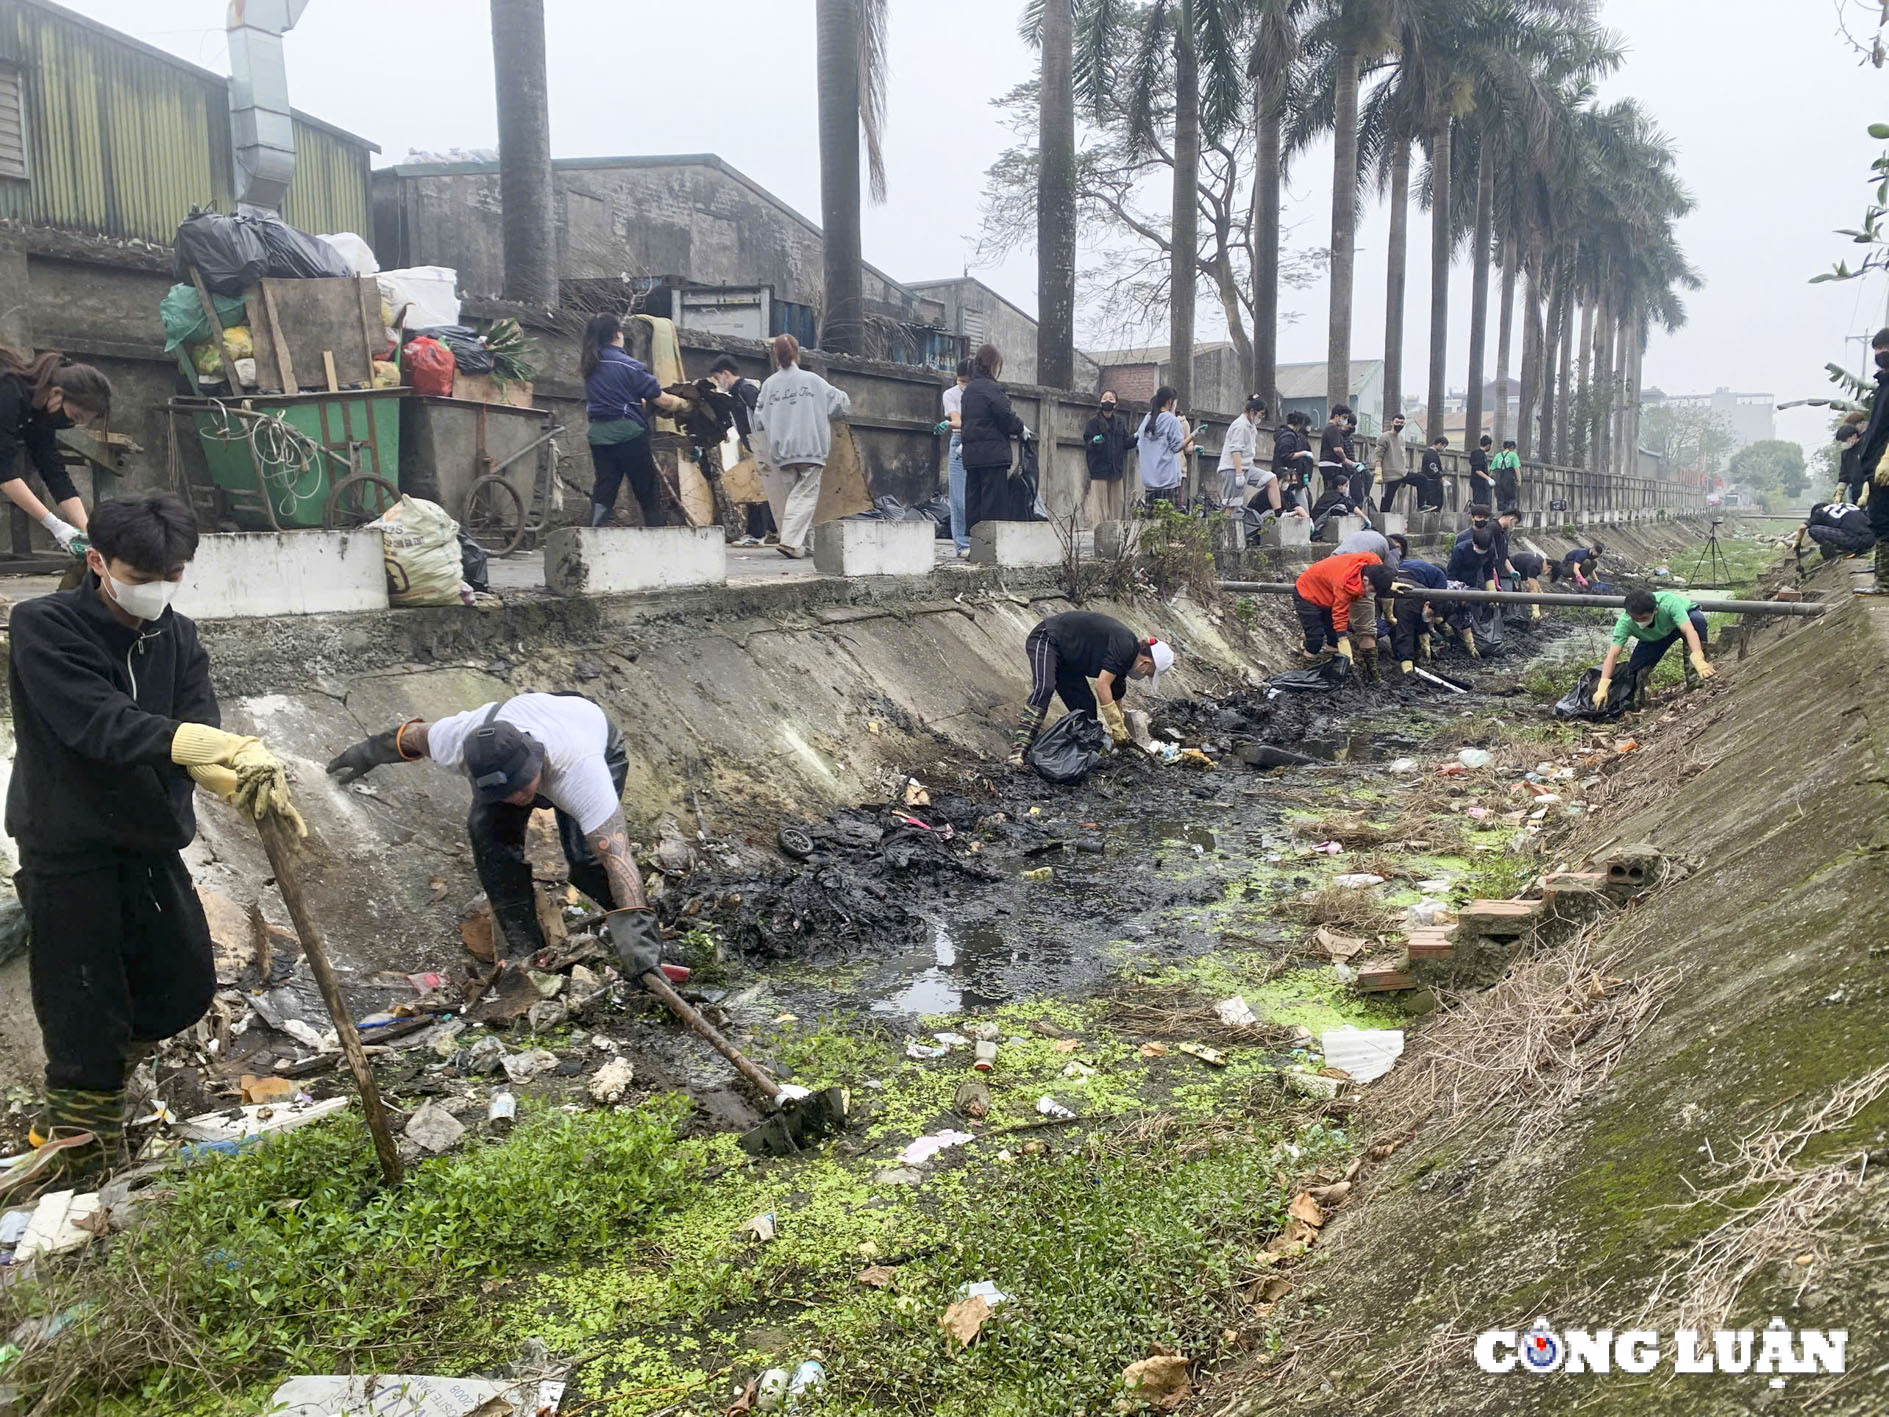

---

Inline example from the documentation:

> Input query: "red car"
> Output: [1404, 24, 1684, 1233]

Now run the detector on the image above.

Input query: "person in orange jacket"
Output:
[1293, 551, 1395, 682]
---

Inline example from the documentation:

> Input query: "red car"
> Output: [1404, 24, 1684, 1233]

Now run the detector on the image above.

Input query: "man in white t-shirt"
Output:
[325, 693, 661, 978]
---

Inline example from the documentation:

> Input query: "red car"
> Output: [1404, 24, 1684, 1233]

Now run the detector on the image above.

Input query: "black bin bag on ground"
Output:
[1264, 656, 1353, 693]
[1029, 711, 1106, 785]
[1554, 666, 1635, 722]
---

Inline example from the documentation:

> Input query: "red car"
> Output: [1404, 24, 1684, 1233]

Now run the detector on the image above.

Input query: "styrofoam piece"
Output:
[1319, 1026, 1406, 1084]
[267, 1374, 565, 1417]
[174, 1095, 351, 1143]
[16, 1189, 103, 1261]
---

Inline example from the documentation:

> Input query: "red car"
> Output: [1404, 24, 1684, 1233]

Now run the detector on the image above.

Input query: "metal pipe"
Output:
[1216, 581, 1827, 617]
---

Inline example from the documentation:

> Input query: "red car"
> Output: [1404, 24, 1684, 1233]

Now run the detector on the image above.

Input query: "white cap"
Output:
[1147, 638, 1175, 693]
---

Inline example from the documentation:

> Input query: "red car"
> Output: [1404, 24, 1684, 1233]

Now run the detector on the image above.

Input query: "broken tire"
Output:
[777, 824, 815, 860]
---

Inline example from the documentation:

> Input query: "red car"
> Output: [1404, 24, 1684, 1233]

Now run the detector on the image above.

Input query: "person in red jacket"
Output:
[1294, 551, 1394, 680]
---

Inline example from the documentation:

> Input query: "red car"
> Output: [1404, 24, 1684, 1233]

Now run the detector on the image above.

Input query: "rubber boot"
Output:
[589, 500, 612, 528]
[1867, 542, 1889, 596]
[1357, 648, 1380, 685]
[1007, 705, 1045, 769]
[10, 1088, 123, 1198]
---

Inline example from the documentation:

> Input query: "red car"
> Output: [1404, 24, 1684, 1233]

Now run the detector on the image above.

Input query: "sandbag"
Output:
[403, 337, 456, 398]
[1029, 711, 1106, 785]
[159, 283, 249, 353]
[1265, 657, 1353, 692]
[367, 496, 465, 607]
[251, 214, 355, 280]
[1553, 666, 1635, 722]
[412, 325, 496, 376]
[174, 212, 267, 295]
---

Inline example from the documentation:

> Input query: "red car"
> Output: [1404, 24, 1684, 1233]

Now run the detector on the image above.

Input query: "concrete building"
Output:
[904, 276, 1102, 387]
[373, 154, 964, 369]
[1642, 387, 1777, 453]
[0, 0, 377, 534]
[1091, 341, 1385, 430]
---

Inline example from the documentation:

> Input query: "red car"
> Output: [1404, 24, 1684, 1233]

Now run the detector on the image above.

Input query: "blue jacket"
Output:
[585, 346, 663, 428]
[1393, 558, 1447, 591]
[1447, 531, 1497, 587]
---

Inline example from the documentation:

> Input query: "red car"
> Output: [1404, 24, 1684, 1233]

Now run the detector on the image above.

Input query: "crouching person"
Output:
[1009, 611, 1174, 767]
[1293, 551, 1394, 681]
[1798, 501, 1875, 561]
[4, 493, 303, 1196]
[1594, 588, 1714, 708]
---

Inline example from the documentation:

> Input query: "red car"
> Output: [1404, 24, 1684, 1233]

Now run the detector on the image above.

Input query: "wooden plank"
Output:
[357, 276, 380, 374]
[252, 277, 377, 390]
[260, 282, 297, 394]
[322, 350, 339, 394]
[188, 267, 249, 392]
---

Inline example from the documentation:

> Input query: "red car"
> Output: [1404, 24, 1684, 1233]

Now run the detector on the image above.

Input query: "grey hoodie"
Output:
[754, 365, 852, 468]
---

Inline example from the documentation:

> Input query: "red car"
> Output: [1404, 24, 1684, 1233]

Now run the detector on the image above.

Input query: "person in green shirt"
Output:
[1593, 588, 1714, 707]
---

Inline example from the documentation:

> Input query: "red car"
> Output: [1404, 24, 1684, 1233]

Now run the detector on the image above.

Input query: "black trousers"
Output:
[1870, 488, 1889, 540]
[746, 501, 778, 538]
[1023, 626, 1099, 719]
[1293, 593, 1337, 654]
[21, 853, 214, 1094]
[1389, 595, 1427, 662]
[591, 436, 668, 527]
[468, 720, 631, 959]
[1348, 467, 1374, 509]
[1377, 476, 1411, 512]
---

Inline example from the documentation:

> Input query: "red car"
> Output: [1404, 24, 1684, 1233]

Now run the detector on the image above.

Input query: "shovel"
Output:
[635, 969, 849, 1157]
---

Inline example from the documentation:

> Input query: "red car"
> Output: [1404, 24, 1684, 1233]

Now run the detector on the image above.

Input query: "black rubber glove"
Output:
[325, 729, 405, 785]
[608, 908, 664, 979]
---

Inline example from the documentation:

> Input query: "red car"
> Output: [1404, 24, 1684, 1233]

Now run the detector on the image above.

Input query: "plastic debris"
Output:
[1036, 1096, 1076, 1120]
[756, 1367, 792, 1411]
[265, 1374, 565, 1416]
[1177, 1042, 1227, 1068]
[905, 1041, 950, 1060]
[1466, 806, 1493, 820]
[973, 1040, 998, 1072]
[588, 1057, 636, 1105]
[1021, 867, 1053, 882]
[1319, 1027, 1406, 1084]
[175, 1095, 350, 1144]
[1331, 873, 1385, 889]
[903, 778, 930, 807]
[956, 1279, 1010, 1307]
[1389, 757, 1418, 774]
[464, 1036, 506, 1075]
[16, 1190, 103, 1261]
[1458, 748, 1494, 769]
[0, 1209, 30, 1246]
[487, 1091, 517, 1127]
[1060, 1060, 1096, 1080]
[502, 1049, 558, 1084]
[897, 1130, 975, 1166]
[404, 1102, 466, 1155]
[1214, 996, 1259, 1027]
[1178, 748, 1215, 769]
[739, 1212, 777, 1243]
[239, 1075, 298, 1106]
[1311, 840, 1344, 855]
[933, 1032, 971, 1050]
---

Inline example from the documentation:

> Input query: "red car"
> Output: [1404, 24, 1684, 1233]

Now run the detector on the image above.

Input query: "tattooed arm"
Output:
[586, 810, 647, 912]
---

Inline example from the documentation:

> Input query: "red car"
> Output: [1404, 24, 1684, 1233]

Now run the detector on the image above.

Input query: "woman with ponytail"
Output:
[0, 348, 111, 552]
[579, 315, 688, 528]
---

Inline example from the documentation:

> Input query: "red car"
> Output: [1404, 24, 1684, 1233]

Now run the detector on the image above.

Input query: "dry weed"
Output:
[1639, 1061, 1889, 1333]
[1282, 885, 1398, 939]
[1365, 925, 1678, 1150]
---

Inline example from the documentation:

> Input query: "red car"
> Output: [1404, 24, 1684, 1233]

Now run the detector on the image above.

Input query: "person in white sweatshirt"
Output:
[752, 334, 853, 559]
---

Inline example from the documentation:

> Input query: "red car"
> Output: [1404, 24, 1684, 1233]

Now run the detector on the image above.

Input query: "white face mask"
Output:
[101, 566, 179, 622]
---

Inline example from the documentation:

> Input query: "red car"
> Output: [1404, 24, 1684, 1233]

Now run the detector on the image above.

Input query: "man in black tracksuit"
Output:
[1009, 611, 1174, 766]
[5, 492, 300, 1194]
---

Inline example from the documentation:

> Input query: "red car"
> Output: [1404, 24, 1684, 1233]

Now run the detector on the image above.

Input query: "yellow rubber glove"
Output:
[1592, 673, 1612, 708]
[1098, 699, 1131, 747]
[1400, 659, 1415, 674]
[1335, 638, 1356, 662]
[1689, 650, 1715, 680]
[1874, 456, 1889, 488]
[173, 724, 307, 837]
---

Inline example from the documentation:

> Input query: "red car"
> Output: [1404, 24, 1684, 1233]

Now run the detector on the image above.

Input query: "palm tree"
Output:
[816, 0, 888, 357]
[1037, 1, 1078, 388]
[1248, 0, 1309, 415]
[1078, 0, 1251, 409]
[491, 0, 555, 308]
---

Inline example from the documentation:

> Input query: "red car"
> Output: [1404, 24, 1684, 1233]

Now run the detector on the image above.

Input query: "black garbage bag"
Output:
[1554, 666, 1635, 722]
[457, 531, 490, 593]
[1009, 436, 1049, 521]
[412, 325, 497, 376]
[1029, 710, 1106, 785]
[917, 493, 952, 537]
[1265, 656, 1353, 692]
[174, 211, 268, 295]
[250, 215, 354, 280]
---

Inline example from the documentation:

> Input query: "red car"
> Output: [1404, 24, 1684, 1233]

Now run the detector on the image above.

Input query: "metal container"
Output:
[399, 395, 551, 525]
[183, 389, 401, 530]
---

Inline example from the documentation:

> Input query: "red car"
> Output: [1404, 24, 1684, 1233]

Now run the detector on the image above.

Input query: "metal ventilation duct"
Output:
[227, 0, 310, 214]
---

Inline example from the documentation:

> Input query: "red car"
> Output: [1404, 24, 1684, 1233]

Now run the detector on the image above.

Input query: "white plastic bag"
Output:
[316, 232, 379, 276]
[367, 495, 464, 607]
[376, 266, 460, 330]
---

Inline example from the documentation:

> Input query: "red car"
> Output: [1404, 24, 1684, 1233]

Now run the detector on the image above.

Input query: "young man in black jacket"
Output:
[4, 492, 301, 1195]
[1083, 391, 1132, 524]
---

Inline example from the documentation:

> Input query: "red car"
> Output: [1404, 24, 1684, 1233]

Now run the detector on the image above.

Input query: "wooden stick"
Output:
[255, 811, 404, 1187]
[190, 267, 248, 392]
[261, 282, 298, 393]
[322, 350, 339, 394]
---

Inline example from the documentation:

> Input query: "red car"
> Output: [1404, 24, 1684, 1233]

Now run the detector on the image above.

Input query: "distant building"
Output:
[1641, 387, 1776, 452]
[373, 153, 962, 369]
[904, 277, 1102, 388]
[1090, 341, 1385, 428]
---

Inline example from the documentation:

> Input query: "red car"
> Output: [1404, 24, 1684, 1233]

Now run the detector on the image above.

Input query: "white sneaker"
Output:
[735, 535, 761, 547]
[956, 547, 971, 559]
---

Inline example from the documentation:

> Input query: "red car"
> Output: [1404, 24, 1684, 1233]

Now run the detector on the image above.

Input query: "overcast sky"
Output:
[73, 0, 1889, 452]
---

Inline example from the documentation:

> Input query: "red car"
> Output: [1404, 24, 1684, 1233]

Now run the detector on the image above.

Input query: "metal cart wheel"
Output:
[324, 472, 400, 530]
[463, 474, 528, 555]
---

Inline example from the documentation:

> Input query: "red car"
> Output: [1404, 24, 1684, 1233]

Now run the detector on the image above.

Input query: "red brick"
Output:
[1542, 872, 1608, 893]
[1406, 931, 1455, 960]
[1457, 899, 1542, 937]
[1356, 959, 1416, 993]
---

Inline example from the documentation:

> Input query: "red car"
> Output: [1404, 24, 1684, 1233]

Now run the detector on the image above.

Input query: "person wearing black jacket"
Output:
[1083, 392, 1132, 524]
[1854, 331, 1889, 593]
[1318, 405, 1354, 495]
[960, 344, 1028, 530]
[1799, 501, 1876, 560]
[1274, 411, 1316, 511]
[4, 492, 302, 1196]
[0, 346, 114, 555]
[1468, 434, 1494, 510]
[710, 355, 776, 545]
